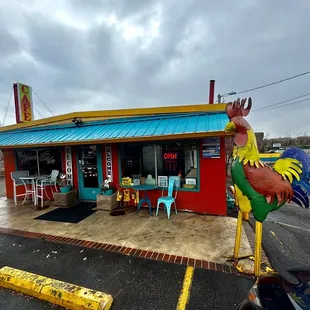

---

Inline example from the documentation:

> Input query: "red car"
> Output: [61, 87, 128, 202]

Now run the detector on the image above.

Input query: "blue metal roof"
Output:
[0, 113, 229, 147]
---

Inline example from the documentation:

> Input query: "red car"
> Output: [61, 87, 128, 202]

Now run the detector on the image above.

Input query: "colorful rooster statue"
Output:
[225, 98, 310, 276]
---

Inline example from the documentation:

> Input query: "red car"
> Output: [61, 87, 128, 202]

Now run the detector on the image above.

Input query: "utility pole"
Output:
[217, 91, 237, 103]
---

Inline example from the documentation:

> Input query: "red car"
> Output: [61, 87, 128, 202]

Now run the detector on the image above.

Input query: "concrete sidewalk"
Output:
[0, 199, 252, 266]
[0, 177, 253, 269]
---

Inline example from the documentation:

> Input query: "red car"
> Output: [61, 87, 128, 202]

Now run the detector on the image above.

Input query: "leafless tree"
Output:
[295, 133, 310, 146]
[255, 132, 265, 152]
[263, 132, 310, 150]
[225, 138, 234, 176]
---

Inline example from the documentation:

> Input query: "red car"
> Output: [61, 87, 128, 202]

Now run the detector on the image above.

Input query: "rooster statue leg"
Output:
[230, 186, 252, 261]
[243, 212, 250, 221]
[233, 210, 243, 260]
[254, 221, 263, 277]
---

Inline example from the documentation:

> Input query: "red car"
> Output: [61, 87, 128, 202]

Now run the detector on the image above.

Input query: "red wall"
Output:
[2, 139, 227, 215]
[110, 139, 227, 215]
[3, 149, 16, 198]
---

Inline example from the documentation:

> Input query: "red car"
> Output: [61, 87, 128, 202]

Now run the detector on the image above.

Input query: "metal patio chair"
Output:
[11, 170, 30, 205]
[36, 170, 59, 208]
[156, 178, 178, 219]
[226, 190, 235, 210]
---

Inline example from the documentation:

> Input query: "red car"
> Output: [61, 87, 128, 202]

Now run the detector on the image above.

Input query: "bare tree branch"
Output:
[225, 138, 234, 176]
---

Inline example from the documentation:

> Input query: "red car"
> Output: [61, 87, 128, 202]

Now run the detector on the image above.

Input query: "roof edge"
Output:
[0, 103, 227, 133]
[0, 131, 230, 149]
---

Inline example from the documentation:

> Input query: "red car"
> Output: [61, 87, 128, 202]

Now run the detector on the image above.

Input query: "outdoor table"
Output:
[123, 184, 158, 216]
[19, 175, 49, 206]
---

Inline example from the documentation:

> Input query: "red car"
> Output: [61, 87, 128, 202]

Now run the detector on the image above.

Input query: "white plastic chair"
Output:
[10, 171, 30, 205]
[36, 170, 59, 208]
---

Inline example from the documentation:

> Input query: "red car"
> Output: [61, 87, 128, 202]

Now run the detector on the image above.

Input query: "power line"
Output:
[252, 97, 310, 113]
[2, 87, 13, 126]
[222, 70, 310, 97]
[32, 89, 55, 116]
[33, 105, 43, 118]
[252, 92, 310, 112]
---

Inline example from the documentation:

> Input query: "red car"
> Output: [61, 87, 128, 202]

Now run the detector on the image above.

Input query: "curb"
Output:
[0, 266, 113, 309]
[0, 227, 252, 278]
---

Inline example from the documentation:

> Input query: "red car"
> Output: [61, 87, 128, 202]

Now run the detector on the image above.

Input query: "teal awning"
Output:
[0, 113, 229, 147]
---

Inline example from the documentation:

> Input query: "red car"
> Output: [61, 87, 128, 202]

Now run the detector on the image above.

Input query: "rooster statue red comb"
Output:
[226, 97, 252, 118]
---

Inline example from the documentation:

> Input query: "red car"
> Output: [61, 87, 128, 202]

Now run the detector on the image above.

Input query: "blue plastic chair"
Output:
[156, 178, 177, 219]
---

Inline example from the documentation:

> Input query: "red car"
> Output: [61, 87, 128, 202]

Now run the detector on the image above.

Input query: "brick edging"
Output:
[0, 227, 252, 278]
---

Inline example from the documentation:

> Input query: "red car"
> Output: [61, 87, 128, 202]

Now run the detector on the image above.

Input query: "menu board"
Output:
[202, 138, 221, 158]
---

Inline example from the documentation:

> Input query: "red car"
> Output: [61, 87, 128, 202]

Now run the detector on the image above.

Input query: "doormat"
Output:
[34, 202, 96, 224]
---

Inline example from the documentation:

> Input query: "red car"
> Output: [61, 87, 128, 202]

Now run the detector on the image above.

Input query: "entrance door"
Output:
[77, 145, 103, 200]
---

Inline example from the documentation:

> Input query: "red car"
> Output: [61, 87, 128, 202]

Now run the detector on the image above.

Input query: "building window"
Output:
[16, 147, 63, 175]
[120, 144, 156, 182]
[120, 141, 198, 190]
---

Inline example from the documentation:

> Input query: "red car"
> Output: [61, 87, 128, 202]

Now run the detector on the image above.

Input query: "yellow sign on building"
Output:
[16, 83, 33, 122]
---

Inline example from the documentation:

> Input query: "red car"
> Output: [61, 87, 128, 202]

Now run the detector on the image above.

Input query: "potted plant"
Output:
[58, 174, 72, 193]
[100, 178, 113, 196]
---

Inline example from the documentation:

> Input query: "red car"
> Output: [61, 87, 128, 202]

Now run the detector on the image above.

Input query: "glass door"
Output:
[77, 145, 103, 200]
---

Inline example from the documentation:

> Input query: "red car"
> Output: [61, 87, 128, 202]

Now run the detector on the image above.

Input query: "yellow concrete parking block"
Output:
[0, 266, 113, 309]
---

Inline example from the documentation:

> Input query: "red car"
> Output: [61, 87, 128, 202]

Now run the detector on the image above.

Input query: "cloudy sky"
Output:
[0, 0, 309, 137]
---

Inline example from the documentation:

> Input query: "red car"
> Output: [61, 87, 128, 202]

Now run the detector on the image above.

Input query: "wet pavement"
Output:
[0, 233, 254, 309]
[0, 287, 63, 310]
[0, 199, 252, 266]
[250, 203, 310, 281]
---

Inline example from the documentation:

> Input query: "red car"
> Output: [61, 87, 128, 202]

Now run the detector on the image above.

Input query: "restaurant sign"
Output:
[65, 146, 73, 186]
[14, 82, 34, 123]
[105, 144, 113, 181]
[164, 153, 178, 160]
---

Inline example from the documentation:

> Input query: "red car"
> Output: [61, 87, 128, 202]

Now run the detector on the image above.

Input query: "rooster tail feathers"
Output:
[273, 158, 302, 183]
[292, 185, 309, 209]
[276, 147, 310, 209]
[301, 179, 310, 194]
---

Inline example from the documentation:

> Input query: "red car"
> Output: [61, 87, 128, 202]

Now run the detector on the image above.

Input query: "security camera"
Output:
[72, 118, 83, 126]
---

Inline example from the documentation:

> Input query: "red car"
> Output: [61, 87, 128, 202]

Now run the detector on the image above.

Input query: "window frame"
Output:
[118, 140, 200, 192]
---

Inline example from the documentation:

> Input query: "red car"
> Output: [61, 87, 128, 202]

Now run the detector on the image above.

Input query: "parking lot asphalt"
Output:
[0, 233, 254, 309]
[0, 287, 63, 310]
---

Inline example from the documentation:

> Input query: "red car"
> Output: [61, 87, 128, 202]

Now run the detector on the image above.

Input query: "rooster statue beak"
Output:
[225, 121, 236, 133]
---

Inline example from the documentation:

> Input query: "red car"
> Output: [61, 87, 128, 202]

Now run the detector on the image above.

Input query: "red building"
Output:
[0, 103, 229, 215]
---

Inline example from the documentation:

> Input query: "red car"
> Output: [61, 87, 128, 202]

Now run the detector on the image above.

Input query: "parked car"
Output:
[236, 267, 310, 309]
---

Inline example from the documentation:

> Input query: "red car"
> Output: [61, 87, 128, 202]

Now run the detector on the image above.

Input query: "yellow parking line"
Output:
[176, 266, 195, 310]
[271, 231, 283, 245]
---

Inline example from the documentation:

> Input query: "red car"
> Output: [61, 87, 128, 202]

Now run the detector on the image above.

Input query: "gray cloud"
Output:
[0, 0, 309, 137]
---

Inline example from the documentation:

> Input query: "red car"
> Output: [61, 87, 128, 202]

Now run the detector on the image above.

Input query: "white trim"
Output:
[36, 150, 40, 175]
[105, 144, 113, 181]
[154, 145, 158, 184]
[65, 146, 73, 186]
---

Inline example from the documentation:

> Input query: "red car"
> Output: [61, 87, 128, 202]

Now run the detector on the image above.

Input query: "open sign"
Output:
[164, 153, 177, 160]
